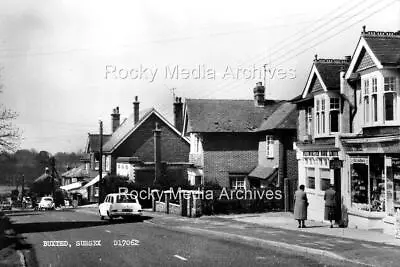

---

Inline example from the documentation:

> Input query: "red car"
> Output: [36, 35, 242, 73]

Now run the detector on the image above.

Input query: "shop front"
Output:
[296, 144, 342, 222]
[342, 136, 400, 234]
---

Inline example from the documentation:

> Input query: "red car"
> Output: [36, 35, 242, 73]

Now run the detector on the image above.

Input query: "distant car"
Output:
[38, 197, 55, 210]
[0, 200, 12, 211]
[99, 193, 142, 221]
[22, 197, 33, 209]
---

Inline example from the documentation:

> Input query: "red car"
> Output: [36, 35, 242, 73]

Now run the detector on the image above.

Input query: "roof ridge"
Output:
[362, 30, 400, 39]
[314, 58, 350, 64]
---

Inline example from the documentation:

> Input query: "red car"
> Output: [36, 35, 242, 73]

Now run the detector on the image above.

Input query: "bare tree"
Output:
[0, 69, 20, 152]
[0, 105, 20, 152]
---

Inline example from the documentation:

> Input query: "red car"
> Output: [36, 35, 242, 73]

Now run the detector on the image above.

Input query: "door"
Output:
[334, 168, 342, 223]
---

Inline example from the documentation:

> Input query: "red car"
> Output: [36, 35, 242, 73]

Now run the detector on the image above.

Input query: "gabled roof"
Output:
[85, 133, 111, 153]
[302, 58, 349, 98]
[345, 30, 400, 79]
[184, 99, 295, 133]
[103, 108, 189, 153]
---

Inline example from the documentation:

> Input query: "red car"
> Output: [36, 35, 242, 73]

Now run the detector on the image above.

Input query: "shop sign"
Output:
[329, 159, 343, 169]
[350, 157, 369, 165]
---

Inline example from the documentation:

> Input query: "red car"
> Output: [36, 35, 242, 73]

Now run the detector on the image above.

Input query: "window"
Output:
[321, 99, 326, 133]
[316, 100, 320, 134]
[329, 97, 340, 132]
[363, 79, 370, 123]
[306, 168, 315, 189]
[384, 77, 396, 121]
[195, 176, 202, 185]
[320, 169, 331, 191]
[230, 176, 245, 190]
[371, 77, 378, 122]
[306, 107, 313, 135]
[266, 135, 274, 158]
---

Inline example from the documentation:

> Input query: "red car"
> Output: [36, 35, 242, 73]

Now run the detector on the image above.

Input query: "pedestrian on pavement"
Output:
[294, 184, 308, 228]
[324, 184, 337, 228]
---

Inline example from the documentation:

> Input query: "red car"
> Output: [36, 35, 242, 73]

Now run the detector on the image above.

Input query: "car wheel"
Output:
[107, 211, 113, 221]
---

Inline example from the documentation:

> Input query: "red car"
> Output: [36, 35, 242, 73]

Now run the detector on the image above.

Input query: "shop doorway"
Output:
[334, 168, 342, 223]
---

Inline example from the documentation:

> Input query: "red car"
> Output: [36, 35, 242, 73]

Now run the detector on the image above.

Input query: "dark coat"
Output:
[294, 189, 308, 220]
[324, 188, 336, 207]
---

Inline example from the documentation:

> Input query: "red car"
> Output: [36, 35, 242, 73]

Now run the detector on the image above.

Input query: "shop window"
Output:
[387, 157, 400, 216]
[370, 156, 385, 212]
[306, 168, 315, 189]
[351, 160, 369, 209]
[320, 169, 331, 191]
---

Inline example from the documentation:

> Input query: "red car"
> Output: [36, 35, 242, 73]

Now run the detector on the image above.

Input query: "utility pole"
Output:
[21, 174, 24, 199]
[98, 120, 103, 205]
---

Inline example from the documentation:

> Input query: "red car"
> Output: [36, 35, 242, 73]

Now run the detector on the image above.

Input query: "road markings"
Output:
[105, 230, 111, 233]
[174, 255, 187, 261]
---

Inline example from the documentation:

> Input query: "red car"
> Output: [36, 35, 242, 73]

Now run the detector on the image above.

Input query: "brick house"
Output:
[102, 97, 190, 186]
[183, 82, 298, 190]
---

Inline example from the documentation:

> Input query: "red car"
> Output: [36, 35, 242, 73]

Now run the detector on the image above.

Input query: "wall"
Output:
[201, 133, 259, 187]
[110, 114, 189, 174]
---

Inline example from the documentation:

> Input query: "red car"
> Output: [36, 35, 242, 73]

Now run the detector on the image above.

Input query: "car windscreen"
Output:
[43, 198, 53, 201]
[116, 195, 137, 203]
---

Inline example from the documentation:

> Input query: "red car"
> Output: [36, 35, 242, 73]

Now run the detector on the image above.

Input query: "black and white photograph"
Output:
[0, 0, 400, 266]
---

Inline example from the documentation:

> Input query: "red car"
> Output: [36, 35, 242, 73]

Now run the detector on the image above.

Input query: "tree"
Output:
[0, 69, 20, 152]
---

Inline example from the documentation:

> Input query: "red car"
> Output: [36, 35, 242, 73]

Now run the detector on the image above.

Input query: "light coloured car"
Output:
[38, 197, 55, 210]
[99, 193, 142, 221]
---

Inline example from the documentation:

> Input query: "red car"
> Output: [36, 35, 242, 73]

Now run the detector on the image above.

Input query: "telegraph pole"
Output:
[98, 120, 103, 205]
[21, 174, 24, 199]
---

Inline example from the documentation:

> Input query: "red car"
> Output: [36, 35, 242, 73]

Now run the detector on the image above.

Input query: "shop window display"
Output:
[351, 159, 369, 210]
[386, 157, 400, 216]
[369, 156, 385, 212]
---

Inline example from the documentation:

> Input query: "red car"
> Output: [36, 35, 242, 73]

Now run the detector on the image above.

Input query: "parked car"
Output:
[38, 197, 55, 210]
[22, 197, 33, 209]
[0, 199, 12, 211]
[99, 193, 142, 221]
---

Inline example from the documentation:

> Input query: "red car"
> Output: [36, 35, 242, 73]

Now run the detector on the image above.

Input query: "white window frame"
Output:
[306, 106, 313, 135]
[231, 177, 245, 190]
[329, 97, 340, 133]
[384, 77, 397, 122]
[266, 135, 274, 158]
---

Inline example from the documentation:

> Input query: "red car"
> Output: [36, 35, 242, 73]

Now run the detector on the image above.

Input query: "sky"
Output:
[0, 0, 399, 154]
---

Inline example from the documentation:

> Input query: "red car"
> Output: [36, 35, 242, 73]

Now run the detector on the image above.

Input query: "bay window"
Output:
[316, 100, 320, 134]
[363, 79, 370, 123]
[321, 99, 326, 134]
[371, 77, 378, 122]
[384, 77, 396, 122]
[329, 97, 340, 132]
[306, 107, 313, 135]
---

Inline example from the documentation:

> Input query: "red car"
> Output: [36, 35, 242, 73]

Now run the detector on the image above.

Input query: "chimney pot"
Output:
[362, 25, 366, 34]
[173, 96, 184, 132]
[111, 106, 121, 132]
[253, 82, 265, 107]
[133, 97, 140, 124]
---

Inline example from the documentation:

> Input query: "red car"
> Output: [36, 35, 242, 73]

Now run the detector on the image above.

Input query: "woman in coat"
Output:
[324, 184, 337, 228]
[294, 184, 308, 228]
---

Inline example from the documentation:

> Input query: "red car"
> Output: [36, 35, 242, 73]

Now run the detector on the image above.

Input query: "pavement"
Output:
[7, 209, 352, 267]
[74, 206, 400, 267]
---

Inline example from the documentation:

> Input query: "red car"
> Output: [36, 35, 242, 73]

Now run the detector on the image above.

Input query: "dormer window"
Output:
[384, 77, 396, 121]
[314, 94, 341, 136]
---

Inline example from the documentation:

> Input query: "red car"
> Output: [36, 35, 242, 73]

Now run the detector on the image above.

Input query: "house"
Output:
[183, 82, 298, 191]
[291, 55, 351, 222]
[293, 26, 400, 234]
[102, 96, 190, 186]
[78, 132, 111, 203]
[339, 27, 400, 234]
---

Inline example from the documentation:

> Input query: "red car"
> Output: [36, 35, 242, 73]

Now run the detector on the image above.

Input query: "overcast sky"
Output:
[0, 0, 399, 154]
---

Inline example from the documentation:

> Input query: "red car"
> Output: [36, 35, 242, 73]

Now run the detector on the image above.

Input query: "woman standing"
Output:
[294, 184, 308, 228]
[324, 184, 337, 228]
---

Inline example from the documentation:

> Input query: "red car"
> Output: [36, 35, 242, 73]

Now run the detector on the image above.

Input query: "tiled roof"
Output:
[314, 59, 349, 90]
[102, 108, 154, 153]
[257, 102, 297, 131]
[363, 31, 400, 66]
[185, 99, 294, 133]
[61, 165, 97, 179]
[86, 134, 111, 153]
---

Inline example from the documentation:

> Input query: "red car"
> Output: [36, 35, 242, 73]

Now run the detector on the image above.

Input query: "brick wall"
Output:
[110, 114, 189, 174]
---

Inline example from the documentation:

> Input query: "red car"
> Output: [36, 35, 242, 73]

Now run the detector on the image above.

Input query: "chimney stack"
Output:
[153, 122, 162, 184]
[253, 82, 265, 107]
[133, 96, 140, 124]
[111, 106, 120, 132]
[173, 97, 183, 132]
